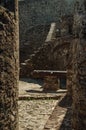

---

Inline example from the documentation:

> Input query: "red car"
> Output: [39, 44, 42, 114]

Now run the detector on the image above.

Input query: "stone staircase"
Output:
[20, 39, 56, 77]
[20, 35, 72, 78]
[20, 20, 73, 78]
[20, 23, 57, 77]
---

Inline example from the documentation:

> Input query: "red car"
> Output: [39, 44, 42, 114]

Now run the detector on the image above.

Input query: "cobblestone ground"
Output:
[19, 78, 71, 130]
[19, 100, 58, 130]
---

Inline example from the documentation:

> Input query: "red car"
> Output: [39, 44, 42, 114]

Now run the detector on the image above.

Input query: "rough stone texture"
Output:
[0, 6, 19, 130]
[19, 78, 67, 99]
[20, 24, 50, 63]
[19, 100, 58, 130]
[66, 43, 73, 96]
[20, 14, 73, 78]
[43, 76, 59, 91]
[72, 2, 86, 129]
[44, 95, 72, 130]
[19, 0, 74, 59]
[19, 79, 67, 130]
[20, 36, 71, 78]
[72, 39, 86, 130]
[19, 0, 73, 38]
[18, 79, 70, 130]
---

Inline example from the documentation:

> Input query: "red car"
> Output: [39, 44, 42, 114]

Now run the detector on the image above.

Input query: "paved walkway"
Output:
[19, 78, 71, 130]
[19, 78, 66, 99]
[19, 100, 58, 130]
[43, 95, 72, 130]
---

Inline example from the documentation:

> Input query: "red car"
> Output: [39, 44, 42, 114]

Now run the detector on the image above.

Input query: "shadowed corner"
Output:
[58, 94, 72, 130]
[20, 78, 44, 86]
[0, 0, 15, 12]
[26, 89, 67, 94]
[43, 94, 72, 130]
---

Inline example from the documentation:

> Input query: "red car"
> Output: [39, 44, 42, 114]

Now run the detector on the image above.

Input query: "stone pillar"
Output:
[72, 1, 86, 129]
[0, 1, 19, 130]
[43, 76, 59, 91]
[72, 39, 86, 130]
[66, 43, 73, 97]
[67, 68, 73, 96]
[58, 78, 60, 89]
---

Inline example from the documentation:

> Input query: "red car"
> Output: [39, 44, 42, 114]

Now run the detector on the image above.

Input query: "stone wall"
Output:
[28, 33, 72, 71]
[18, 0, 75, 45]
[0, 5, 19, 130]
[19, 0, 70, 28]
[72, 39, 86, 130]
[72, 1, 86, 129]
[19, 12, 74, 77]
[19, 0, 74, 71]
[66, 42, 73, 96]
[20, 19, 73, 77]
[20, 37, 71, 77]
[20, 24, 50, 62]
[18, 0, 84, 35]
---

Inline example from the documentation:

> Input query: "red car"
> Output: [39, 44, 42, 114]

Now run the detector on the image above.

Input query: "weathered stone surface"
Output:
[20, 35, 71, 78]
[72, 2, 86, 129]
[66, 43, 73, 96]
[72, 39, 86, 130]
[20, 24, 50, 63]
[43, 76, 59, 91]
[19, 0, 72, 38]
[0, 6, 19, 130]
[19, 100, 58, 130]
[18, 79, 67, 130]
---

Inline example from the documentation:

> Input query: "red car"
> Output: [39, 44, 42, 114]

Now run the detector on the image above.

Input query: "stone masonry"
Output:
[66, 42, 73, 97]
[72, 1, 86, 129]
[72, 39, 86, 130]
[20, 24, 50, 63]
[0, 2, 19, 130]
[18, 0, 75, 62]
[43, 76, 59, 91]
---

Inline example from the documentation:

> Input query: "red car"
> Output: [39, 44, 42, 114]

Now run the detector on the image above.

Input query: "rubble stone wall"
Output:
[29, 37, 71, 71]
[0, 6, 19, 130]
[20, 37, 71, 78]
[20, 24, 50, 62]
[72, 1, 86, 129]
[19, 0, 75, 45]
[72, 39, 86, 130]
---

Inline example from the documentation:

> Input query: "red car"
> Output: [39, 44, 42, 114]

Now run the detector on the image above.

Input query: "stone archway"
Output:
[0, 1, 19, 130]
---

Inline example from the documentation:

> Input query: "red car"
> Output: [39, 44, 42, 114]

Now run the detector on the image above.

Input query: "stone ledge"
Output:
[19, 95, 61, 100]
